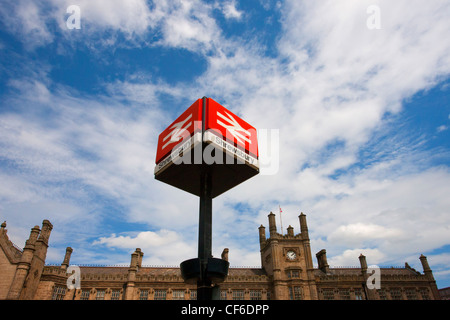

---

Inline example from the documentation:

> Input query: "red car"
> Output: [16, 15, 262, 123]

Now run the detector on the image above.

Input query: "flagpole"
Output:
[279, 205, 283, 235]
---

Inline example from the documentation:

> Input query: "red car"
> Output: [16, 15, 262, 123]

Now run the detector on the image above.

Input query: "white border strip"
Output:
[203, 132, 259, 170]
[154, 131, 260, 176]
[154, 132, 202, 175]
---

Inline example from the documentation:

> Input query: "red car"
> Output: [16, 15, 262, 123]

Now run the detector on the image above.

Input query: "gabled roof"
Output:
[0, 222, 23, 264]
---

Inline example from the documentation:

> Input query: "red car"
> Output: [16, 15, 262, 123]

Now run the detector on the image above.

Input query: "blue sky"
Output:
[1, 0, 450, 290]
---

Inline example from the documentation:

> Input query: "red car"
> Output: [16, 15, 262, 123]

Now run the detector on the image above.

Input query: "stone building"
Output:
[439, 287, 450, 300]
[0, 213, 441, 300]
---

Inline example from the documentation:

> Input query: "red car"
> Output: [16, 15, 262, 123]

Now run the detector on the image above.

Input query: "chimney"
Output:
[27, 225, 41, 248]
[18, 219, 53, 300]
[316, 249, 329, 274]
[61, 247, 73, 271]
[287, 225, 294, 237]
[37, 220, 53, 244]
[268, 212, 277, 237]
[6, 224, 40, 299]
[129, 250, 139, 271]
[258, 225, 266, 248]
[359, 254, 368, 273]
[419, 254, 441, 299]
[420, 254, 433, 279]
[135, 248, 144, 268]
[299, 213, 309, 239]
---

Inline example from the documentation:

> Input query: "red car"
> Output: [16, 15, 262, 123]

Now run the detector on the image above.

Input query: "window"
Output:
[139, 289, 149, 300]
[339, 289, 350, 300]
[154, 289, 166, 300]
[232, 290, 244, 300]
[220, 290, 227, 300]
[96, 290, 105, 300]
[377, 289, 387, 300]
[80, 290, 90, 300]
[250, 290, 262, 300]
[295, 287, 303, 300]
[52, 286, 66, 300]
[111, 290, 121, 300]
[322, 289, 335, 300]
[190, 290, 197, 300]
[354, 289, 363, 300]
[419, 288, 430, 300]
[405, 288, 418, 300]
[286, 270, 300, 279]
[289, 287, 302, 300]
[390, 288, 402, 300]
[172, 290, 185, 300]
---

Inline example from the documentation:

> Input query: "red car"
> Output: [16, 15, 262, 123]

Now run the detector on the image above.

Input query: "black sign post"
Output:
[197, 104, 213, 299]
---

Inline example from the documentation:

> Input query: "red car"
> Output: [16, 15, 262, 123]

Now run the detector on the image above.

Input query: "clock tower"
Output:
[259, 212, 318, 300]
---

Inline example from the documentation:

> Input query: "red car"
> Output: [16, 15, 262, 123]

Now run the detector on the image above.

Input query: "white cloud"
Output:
[156, 0, 221, 52]
[1, 0, 223, 50]
[0, 0, 54, 48]
[328, 223, 405, 247]
[94, 230, 196, 265]
[328, 248, 386, 267]
[220, 0, 243, 20]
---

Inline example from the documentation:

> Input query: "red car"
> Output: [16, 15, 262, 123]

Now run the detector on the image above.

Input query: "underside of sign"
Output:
[154, 132, 259, 198]
[154, 98, 259, 198]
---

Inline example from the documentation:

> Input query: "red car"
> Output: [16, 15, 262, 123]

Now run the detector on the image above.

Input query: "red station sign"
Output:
[154, 97, 259, 198]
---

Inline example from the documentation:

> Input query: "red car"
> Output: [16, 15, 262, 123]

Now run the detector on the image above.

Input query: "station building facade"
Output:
[0, 213, 441, 300]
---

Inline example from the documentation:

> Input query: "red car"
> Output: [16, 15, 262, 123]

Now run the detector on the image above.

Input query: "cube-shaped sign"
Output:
[154, 97, 259, 198]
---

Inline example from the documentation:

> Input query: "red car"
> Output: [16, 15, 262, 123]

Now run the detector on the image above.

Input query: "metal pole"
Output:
[197, 168, 212, 300]
[197, 96, 213, 300]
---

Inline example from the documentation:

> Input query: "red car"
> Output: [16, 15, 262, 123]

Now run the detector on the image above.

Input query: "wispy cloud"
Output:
[219, 0, 243, 20]
[93, 229, 196, 265]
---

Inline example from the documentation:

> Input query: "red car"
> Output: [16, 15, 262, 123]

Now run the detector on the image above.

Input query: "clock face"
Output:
[286, 250, 297, 260]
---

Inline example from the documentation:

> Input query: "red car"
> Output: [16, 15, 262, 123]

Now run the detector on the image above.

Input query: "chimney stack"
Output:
[299, 213, 309, 239]
[61, 247, 73, 271]
[316, 249, 329, 274]
[268, 212, 277, 237]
